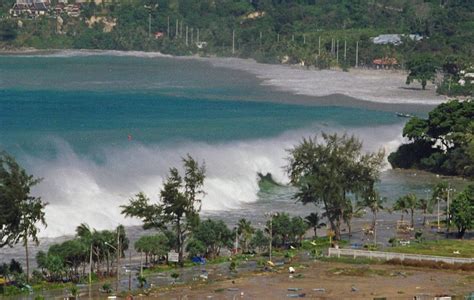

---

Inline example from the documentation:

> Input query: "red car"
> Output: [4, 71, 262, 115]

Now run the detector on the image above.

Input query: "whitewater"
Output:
[0, 50, 443, 238]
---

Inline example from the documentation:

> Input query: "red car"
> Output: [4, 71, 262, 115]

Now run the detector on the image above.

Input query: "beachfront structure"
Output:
[371, 34, 423, 45]
[10, 0, 49, 17]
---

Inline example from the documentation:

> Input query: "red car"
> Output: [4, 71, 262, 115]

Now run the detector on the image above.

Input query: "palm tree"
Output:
[393, 197, 408, 222]
[416, 198, 432, 226]
[305, 213, 325, 238]
[237, 218, 254, 253]
[404, 194, 418, 228]
[357, 192, 385, 230]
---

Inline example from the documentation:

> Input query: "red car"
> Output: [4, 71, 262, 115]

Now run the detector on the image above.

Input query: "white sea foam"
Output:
[24, 124, 404, 237]
[8, 49, 173, 58]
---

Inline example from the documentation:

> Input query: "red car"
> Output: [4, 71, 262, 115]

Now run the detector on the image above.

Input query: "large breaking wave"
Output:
[22, 124, 405, 237]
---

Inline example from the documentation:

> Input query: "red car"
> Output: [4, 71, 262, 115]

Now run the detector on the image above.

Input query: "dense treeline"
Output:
[388, 99, 474, 177]
[1, 1, 473, 65]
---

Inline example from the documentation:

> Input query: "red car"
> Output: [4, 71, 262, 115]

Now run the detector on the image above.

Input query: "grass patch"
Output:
[319, 256, 382, 265]
[385, 258, 474, 271]
[328, 266, 389, 277]
[388, 239, 474, 258]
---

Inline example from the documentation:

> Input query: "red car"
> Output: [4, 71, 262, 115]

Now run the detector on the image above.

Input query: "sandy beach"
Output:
[206, 57, 447, 108]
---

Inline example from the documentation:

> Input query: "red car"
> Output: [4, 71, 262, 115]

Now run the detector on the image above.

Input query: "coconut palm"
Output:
[393, 197, 408, 222]
[357, 192, 385, 230]
[305, 212, 325, 238]
[237, 218, 255, 253]
[398, 194, 418, 228]
[416, 198, 432, 226]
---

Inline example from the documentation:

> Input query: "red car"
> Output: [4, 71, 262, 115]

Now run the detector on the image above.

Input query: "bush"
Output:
[386, 258, 474, 271]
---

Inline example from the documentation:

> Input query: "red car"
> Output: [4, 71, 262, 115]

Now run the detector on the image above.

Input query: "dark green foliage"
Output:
[0, 21, 17, 41]
[190, 218, 232, 259]
[249, 229, 269, 253]
[267, 213, 308, 247]
[405, 54, 439, 90]
[134, 234, 169, 263]
[287, 133, 385, 240]
[121, 155, 205, 266]
[389, 99, 474, 177]
[450, 184, 474, 239]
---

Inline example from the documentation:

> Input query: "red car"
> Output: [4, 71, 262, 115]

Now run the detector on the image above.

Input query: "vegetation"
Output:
[287, 132, 384, 240]
[0, 151, 47, 282]
[388, 99, 474, 178]
[1, 1, 473, 95]
[389, 239, 474, 258]
[121, 155, 205, 266]
[450, 184, 474, 239]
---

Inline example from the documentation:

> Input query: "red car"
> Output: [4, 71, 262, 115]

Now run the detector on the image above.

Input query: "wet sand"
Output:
[148, 260, 474, 299]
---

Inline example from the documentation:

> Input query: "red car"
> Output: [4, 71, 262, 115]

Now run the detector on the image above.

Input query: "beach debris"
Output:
[287, 293, 306, 298]
[267, 261, 275, 267]
[289, 267, 296, 273]
[227, 288, 239, 291]
[199, 273, 208, 280]
[275, 262, 285, 266]
[240, 292, 244, 297]
[390, 271, 407, 278]
[312, 288, 326, 292]
[288, 288, 302, 291]
[453, 250, 460, 255]
[351, 286, 359, 292]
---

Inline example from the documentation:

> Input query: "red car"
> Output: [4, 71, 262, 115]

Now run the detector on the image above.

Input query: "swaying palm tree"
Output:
[416, 198, 432, 226]
[397, 194, 418, 228]
[357, 192, 385, 230]
[393, 197, 408, 222]
[305, 212, 325, 238]
[237, 218, 255, 253]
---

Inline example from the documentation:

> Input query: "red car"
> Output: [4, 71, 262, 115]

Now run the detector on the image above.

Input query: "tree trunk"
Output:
[372, 211, 377, 230]
[313, 227, 317, 238]
[411, 209, 415, 228]
[25, 237, 29, 283]
[458, 228, 466, 239]
[177, 219, 184, 267]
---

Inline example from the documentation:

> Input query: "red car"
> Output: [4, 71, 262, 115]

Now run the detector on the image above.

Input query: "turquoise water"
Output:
[1, 52, 445, 237]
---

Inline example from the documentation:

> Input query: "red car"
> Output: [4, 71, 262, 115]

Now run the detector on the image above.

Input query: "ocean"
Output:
[0, 51, 460, 238]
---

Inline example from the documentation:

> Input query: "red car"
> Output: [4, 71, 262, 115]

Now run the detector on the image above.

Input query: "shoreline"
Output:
[1, 48, 448, 111]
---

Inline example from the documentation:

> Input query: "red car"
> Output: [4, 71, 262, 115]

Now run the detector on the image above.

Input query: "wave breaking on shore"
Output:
[23, 124, 404, 237]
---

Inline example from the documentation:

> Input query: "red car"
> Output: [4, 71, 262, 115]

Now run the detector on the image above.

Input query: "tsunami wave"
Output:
[21, 123, 405, 238]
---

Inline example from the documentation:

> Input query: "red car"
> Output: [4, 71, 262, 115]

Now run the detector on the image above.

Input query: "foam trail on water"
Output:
[25, 124, 404, 237]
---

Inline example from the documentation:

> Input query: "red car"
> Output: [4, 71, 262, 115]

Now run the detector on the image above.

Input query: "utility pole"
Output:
[128, 249, 132, 291]
[344, 39, 347, 61]
[269, 218, 273, 262]
[232, 30, 235, 54]
[318, 36, 321, 56]
[116, 229, 120, 293]
[175, 19, 178, 38]
[180, 20, 183, 38]
[331, 38, 334, 55]
[148, 13, 151, 38]
[336, 40, 339, 64]
[355, 41, 359, 68]
[185, 26, 188, 46]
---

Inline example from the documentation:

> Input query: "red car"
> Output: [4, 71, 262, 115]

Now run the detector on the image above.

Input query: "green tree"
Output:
[416, 197, 432, 226]
[249, 229, 269, 254]
[304, 212, 324, 238]
[356, 191, 385, 230]
[237, 218, 255, 253]
[134, 234, 169, 264]
[393, 196, 408, 222]
[0, 152, 47, 282]
[405, 54, 438, 90]
[191, 219, 233, 259]
[287, 133, 384, 240]
[122, 155, 205, 266]
[450, 184, 473, 239]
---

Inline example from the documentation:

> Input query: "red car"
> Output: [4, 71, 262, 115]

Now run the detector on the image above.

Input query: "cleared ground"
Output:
[138, 260, 474, 299]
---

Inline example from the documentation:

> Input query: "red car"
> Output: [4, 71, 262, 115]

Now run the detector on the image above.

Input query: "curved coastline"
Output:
[1, 48, 446, 112]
